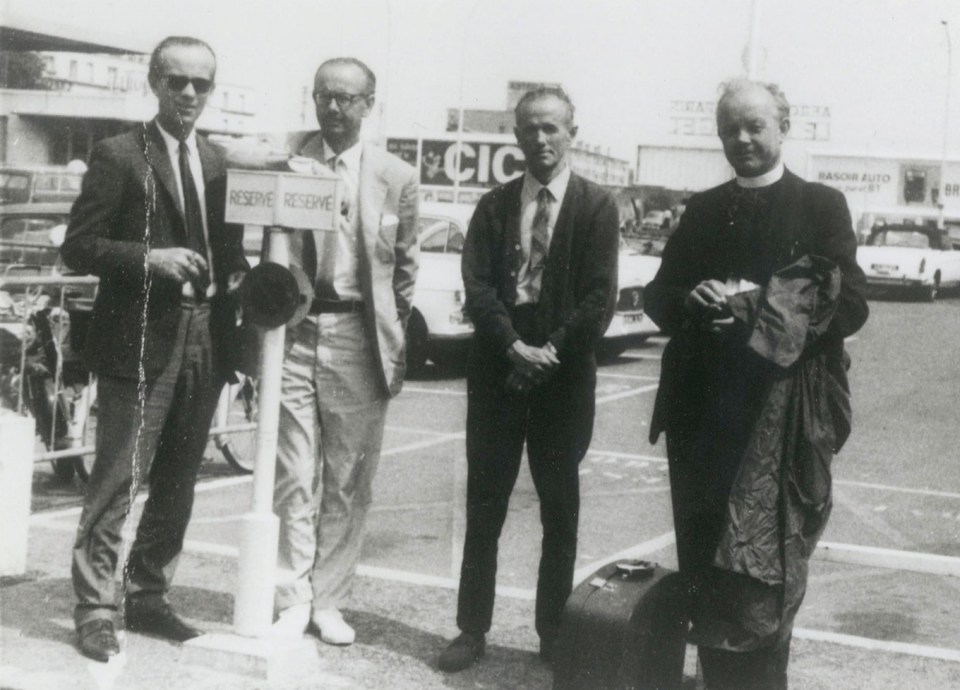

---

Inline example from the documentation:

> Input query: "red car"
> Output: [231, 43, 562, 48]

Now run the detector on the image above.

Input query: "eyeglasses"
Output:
[313, 91, 370, 109]
[162, 75, 215, 95]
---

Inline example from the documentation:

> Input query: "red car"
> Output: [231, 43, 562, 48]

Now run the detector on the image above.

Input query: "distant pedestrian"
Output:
[645, 79, 868, 689]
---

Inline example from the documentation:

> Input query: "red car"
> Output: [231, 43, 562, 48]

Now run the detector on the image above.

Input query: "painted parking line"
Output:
[573, 531, 677, 583]
[596, 383, 660, 404]
[618, 352, 662, 361]
[597, 372, 660, 381]
[401, 386, 466, 397]
[834, 478, 960, 501]
[29, 474, 254, 524]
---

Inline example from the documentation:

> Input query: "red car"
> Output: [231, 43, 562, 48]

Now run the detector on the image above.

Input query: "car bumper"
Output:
[604, 311, 658, 339]
[864, 275, 927, 287]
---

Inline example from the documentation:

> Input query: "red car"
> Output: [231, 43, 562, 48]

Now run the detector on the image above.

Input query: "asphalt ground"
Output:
[5, 293, 960, 689]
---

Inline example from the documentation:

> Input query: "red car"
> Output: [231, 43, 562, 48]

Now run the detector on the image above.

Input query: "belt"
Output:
[309, 298, 364, 314]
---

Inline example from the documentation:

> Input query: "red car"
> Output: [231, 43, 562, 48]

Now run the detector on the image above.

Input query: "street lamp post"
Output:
[938, 19, 952, 231]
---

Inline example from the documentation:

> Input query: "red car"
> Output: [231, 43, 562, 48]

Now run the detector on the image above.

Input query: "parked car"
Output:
[0, 166, 84, 205]
[857, 224, 960, 301]
[0, 202, 72, 275]
[407, 203, 475, 370]
[408, 202, 661, 370]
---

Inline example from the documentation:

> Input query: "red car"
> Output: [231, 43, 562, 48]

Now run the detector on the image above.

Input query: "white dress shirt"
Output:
[322, 139, 363, 300]
[155, 121, 215, 297]
[516, 166, 571, 305]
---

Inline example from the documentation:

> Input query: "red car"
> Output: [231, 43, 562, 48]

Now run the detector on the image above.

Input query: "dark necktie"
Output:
[178, 141, 210, 291]
[529, 187, 552, 276]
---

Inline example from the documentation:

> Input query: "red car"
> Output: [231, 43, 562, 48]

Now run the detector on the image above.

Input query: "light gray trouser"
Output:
[274, 313, 389, 611]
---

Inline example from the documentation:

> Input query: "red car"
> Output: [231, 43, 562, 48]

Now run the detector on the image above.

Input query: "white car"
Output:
[409, 202, 661, 369]
[857, 224, 960, 301]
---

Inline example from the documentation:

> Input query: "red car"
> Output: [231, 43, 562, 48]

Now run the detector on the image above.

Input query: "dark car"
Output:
[0, 167, 84, 206]
[0, 202, 72, 274]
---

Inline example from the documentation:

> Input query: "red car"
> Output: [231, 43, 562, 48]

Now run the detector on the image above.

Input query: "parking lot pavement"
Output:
[9, 298, 960, 688]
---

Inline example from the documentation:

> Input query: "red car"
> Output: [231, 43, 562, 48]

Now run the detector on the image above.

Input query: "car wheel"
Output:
[406, 310, 428, 373]
[51, 457, 76, 484]
[428, 341, 468, 372]
[597, 340, 630, 362]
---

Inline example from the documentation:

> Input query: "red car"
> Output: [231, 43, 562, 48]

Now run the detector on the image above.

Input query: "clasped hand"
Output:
[685, 279, 736, 334]
[505, 340, 559, 394]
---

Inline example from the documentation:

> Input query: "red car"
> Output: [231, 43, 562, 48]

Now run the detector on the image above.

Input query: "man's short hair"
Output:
[716, 78, 790, 122]
[148, 36, 216, 88]
[314, 58, 377, 94]
[514, 86, 576, 125]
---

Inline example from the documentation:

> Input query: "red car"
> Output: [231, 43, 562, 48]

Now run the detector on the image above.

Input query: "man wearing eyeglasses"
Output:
[270, 57, 419, 646]
[61, 36, 248, 662]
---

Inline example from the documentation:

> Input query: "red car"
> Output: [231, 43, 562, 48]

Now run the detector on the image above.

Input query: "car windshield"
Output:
[868, 229, 931, 249]
[0, 173, 31, 204]
[419, 217, 466, 254]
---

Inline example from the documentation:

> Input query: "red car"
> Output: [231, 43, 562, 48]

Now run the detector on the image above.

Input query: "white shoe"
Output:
[271, 603, 311, 638]
[311, 608, 355, 646]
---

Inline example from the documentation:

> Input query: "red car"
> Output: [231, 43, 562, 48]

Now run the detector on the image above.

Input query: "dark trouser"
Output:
[699, 636, 791, 690]
[456, 316, 596, 641]
[72, 302, 221, 628]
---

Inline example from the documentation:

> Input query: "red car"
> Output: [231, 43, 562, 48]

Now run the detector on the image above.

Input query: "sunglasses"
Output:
[162, 75, 215, 95]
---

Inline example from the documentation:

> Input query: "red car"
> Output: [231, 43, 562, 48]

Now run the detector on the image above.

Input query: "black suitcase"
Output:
[553, 560, 687, 690]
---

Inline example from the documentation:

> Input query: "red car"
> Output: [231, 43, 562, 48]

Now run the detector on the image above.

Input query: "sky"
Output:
[14, 0, 960, 160]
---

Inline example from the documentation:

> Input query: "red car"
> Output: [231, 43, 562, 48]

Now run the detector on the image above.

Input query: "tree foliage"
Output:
[0, 52, 48, 89]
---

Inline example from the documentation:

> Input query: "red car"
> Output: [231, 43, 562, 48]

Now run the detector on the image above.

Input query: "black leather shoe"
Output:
[124, 598, 201, 642]
[77, 619, 120, 662]
[439, 632, 486, 672]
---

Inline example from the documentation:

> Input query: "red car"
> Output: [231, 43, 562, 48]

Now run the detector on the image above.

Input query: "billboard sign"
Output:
[387, 137, 526, 199]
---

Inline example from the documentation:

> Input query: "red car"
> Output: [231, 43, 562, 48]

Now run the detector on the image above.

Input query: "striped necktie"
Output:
[529, 187, 552, 281]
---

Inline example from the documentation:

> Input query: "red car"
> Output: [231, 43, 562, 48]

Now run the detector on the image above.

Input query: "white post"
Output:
[0, 412, 36, 576]
[745, 0, 763, 79]
[939, 20, 952, 231]
[233, 226, 289, 637]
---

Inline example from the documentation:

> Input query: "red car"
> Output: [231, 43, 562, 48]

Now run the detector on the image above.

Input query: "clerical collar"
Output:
[736, 160, 784, 189]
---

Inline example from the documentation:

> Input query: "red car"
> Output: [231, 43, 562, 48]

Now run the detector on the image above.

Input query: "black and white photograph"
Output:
[1, 1, 959, 688]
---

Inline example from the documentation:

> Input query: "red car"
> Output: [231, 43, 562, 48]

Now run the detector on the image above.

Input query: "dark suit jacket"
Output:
[461, 172, 620, 368]
[645, 168, 869, 442]
[61, 122, 249, 381]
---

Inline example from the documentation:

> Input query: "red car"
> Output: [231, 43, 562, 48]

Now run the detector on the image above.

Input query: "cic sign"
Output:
[225, 169, 341, 231]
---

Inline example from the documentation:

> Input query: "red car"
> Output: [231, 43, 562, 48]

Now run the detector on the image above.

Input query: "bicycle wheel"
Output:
[218, 376, 258, 474]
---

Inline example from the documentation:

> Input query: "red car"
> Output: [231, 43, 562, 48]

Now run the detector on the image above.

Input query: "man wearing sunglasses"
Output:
[270, 57, 419, 646]
[62, 35, 248, 662]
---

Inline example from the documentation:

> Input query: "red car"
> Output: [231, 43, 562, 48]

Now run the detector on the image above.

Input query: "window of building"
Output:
[107, 67, 117, 89]
[69, 60, 78, 80]
[85, 62, 94, 83]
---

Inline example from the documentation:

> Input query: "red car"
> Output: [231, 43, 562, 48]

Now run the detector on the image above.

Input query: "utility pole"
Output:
[938, 20, 952, 231]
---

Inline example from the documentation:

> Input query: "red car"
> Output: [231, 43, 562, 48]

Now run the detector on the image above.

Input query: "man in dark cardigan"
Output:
[439, 87, 620, 672]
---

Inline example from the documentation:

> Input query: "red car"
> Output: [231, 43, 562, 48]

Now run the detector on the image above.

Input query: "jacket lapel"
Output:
[358, 143, 389, 274]
[197, 134, 223, 186]
[143, 121, 185, 221]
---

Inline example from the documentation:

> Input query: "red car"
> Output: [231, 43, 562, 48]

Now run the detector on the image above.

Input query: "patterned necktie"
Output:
[178, 141, 210, 291]
[529, 187, 552, 275]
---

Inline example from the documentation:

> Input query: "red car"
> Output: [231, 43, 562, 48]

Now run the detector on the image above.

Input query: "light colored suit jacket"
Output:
[288, 132, 419, 397]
